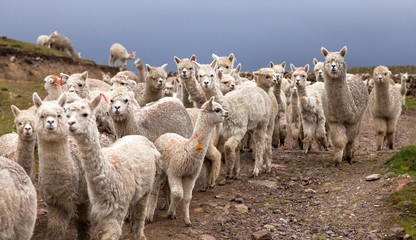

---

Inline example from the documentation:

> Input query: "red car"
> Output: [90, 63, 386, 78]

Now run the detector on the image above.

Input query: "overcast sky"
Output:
[1, 0, 415, 72]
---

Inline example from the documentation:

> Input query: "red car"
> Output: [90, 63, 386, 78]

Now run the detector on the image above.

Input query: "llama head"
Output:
[65, 95, 101, 136]
[110, 74, 137, 91]
[33, 92, 67, 142]
[163, 81, 175, 97]
[201, 97, 228, 125]
[134, 58, 143, 68]
[11, 105, 36, 141]
[108, 90, 136, 121]
[290, 64, 309, 87]
[401, 72, 409, 81]
[218, 70, 236, 94]
[64, 71, 90, 98]
[174, 55, 197, 79]
[313, 58, 325, 82]
[212, 53, 235, 74]
[253, 68, 277, 90]
[373, 65, 391, 84]
[194, 60, 217, 90]
[321, 46, 347, 79]
[269, 61, 286, 81]
[145, 64, 167, 90]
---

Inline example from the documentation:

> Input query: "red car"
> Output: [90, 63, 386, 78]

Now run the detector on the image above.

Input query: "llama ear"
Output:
[321, 47, 329, 57]
[190, 54, 197, 62]
[128, 80, 137, 87]
[217, 70, 223, 80]
[204, 96, 215, 111]
[160, 64, 168, 71]
[57, 92, 67, 107]
[281, 61, 286, 69]
[268, 61, 274, 68]
[174, 56, 181, 64]
[146, 64, 152, 72]
[228, 53, 235, 61]
[290, 64, 296, 72]
[313, 58, 318, 65]
[212, 53, 219, 60]
[33, 92, 43, 108]
[340, 46, 347, 57]
[253, 71, 260, 77]
[81, 71, 88, 80]
[90, 94, 102, 111]
[235, 63, 241, 73]
[60, 73, 70, 84]
[127, 91, 135, 100]
[210, 59, 217, 68]
[193, 61, 201, 70]
[11, 105, 21, 117]
[304, 64, 310, 73]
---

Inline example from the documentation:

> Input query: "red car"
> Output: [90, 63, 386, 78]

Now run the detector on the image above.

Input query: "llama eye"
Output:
[124, 99, 129, 103]
[66, 115, 70, 118]
[17, 122, 22, 126]
[265, 76, 270, 79]
[189, 68, 192, 70]
[57, 114, 62, 118]
[121, 82, 125, 85]
[214, 108, 221, 113]
[199, 75, 203, 78]
[110, 100, 114, 103]
[78, 84, 83, 87]
[226, 66, 229, 69]
[82, 113, 88, 117]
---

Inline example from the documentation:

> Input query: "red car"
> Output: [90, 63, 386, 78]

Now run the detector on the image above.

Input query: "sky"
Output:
[1, 0, 415, 73]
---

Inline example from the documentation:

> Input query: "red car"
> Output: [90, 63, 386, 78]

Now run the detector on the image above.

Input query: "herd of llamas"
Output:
[0, 33, 411, 240]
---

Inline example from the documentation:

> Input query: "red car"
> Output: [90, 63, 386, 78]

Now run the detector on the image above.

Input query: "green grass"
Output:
[385, 146, 416, 178]
[0, 79, 46, 135]
[405, 96, 416, 111]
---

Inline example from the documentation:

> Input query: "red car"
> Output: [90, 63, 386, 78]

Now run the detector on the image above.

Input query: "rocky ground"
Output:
[31, 109, 416, 240]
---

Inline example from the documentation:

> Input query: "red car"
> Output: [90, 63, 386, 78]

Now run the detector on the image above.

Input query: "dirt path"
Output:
[32, 109, 416, 240]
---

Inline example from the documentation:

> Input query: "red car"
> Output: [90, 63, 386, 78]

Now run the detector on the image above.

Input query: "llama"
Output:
[37, 34, 50, 47]
[163, 80, 176, 97]
[109, 43, 136, 71]
[47, 31, 79, 58]
[107, 89, 193, 142]
[397, 72, 408, 105]
[0, 156, 37, 240]
[368, 66, 402, 150]
[269, 61, 292, 105]
[194, 60, 225, 104]
[32, 92, 90, 240]
[287, 87, 304, 149]
[110, 74, 138, 91]
[43, 74, 63, 101]
[313, 58, 325, 82]
[11, 105, 37, 181]
[0, 132, 18, 160]
[212, 53, 235, 74]
[232, 63, 251, 84]
[174, 55, 205, 108]
[137, 64, 168, 106]
[321, 46, 368, 165]
[154, 97, 228, 226]
[66, 95, 159, 240]
[218, 69, 237, 95]
[291, 64, 328, 154]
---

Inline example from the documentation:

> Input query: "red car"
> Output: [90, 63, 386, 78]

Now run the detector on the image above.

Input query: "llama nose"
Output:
[24, 126, 32, 131]
[47, 119, 54, 125]
[114, 106, 121, 110]
[68, 120, 76, 126]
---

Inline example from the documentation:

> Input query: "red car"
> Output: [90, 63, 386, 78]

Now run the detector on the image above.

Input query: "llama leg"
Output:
[344, 123, 360, 163]
[210, 146, 222, 187]
[131, 192, 150, 240]
[272, 117, 280, 148]
[93, 218, 122, 240]
[224, 131, 244, 179]
[76, 202, 91, 240]
[328, 122, 347, 166]
[373, 117, 387, 150]
[386, 118, 398, 149]
[109, 56, 115, 66]
[146, 171, 164, 222]
[264, 135, 273, 173]
[302, 121, 313, 155]
[201, 158, 212, 192]
[233, 142, 242, 178]
[316, 118, 329, 151]
[252, 125, 267, 177]
[279, 118, 287, 146]
[46, 205, 71, 240]
[167, 176, 183, 219]
[182, 176, 197, 226]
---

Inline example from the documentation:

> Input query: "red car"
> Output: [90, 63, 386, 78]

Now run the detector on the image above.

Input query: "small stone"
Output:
[365, 174, 381, 181]
[251, 229, 271, 240]
[304, 188, 316, 193]
[214, 195, 221, 199]
[200, 234, 216, 240]
[234, 198, 244, 204]
[263, 224, 276, 232]
[403, 200, 412, 206]
[235, 204, 248, 214]
[218, 179, 226, 186]
[390, 227, 405, 233]
[404, 234, 412, 240]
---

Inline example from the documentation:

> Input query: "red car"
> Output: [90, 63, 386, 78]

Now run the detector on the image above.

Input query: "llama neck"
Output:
[137, 65, 145, 83]
[202, 86, 224, 104]
[191, 113, 214, 148]
[374, 82, 391, 108]
[16, 137, 36, 176]
[182, 76, 205, 106]
[113, 108, 138, 139]
[324, 74, 357, 113]
[144, 84, 163, 102]
[38, 135, 73, 173]
[273, 82, 283, 104]
[295, 84, 307, 98]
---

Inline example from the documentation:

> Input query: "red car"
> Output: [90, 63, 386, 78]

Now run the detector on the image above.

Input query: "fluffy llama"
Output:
[194, 60, 225, 104]
[37, 34, 50, 47]
[107, 89, 193, 141]
[110, 74, 138, 91]
[174, 55, 205, 108]
[291, 64, 328, 154]
[47, 31, 79, 58]
[136, 64, 168, 106]
[109, 43, 136, 71]
[0, 132, 18, 160]
[218, 75, 273, 178]
[0, 156, 37, 240]
[212, 53, 235, 74]
[43, 74, 63, 101]
[368, 66, 402, 150]
[154, 97, 228, 226]
[269, 61, 293, 105]
[32, 92, 90, 240]
[218, 69, 237, 95]
[163, 80, 176, 97]
[287, 87, 304, 149]
[232, 63, 251, 84]
[398, 72, 408, 105]
[66, 95, 159, 240]
[321, 46, 368, 165]
[313, 58, 325, 82]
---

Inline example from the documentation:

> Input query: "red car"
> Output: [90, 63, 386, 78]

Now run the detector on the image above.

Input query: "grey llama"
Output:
[321, 46, 368, 165]
[0, 156, 37, 240]
[66, 95, 159, 240]
[33, 92, 91, 240]
[154, 97, 228, 226]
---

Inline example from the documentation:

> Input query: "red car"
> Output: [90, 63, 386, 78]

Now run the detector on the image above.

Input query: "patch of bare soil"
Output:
[30, 108, 416, 240]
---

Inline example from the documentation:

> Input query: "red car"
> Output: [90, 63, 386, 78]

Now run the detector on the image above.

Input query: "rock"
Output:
[403, 201, 413, 206]
[365, 174, 381, 181]
[235, 204, 249, 214]
[263, 224, 276, 232]
[404, 234, 413, 240]
[251, 229, 271, 240]
[390, 227, 405, 234]
[200, 234, 216, 240]
[234, 198, 244, 204]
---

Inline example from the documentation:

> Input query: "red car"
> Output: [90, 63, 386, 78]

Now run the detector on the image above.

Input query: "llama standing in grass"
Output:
[321, 46, 368, 165]
[47, 31, 79, 59]
[11, 105, 37, 181]
[66, 95, 159, 240]
[37, 34, 50, 47]
[109, 43, 136, 71]
[154, 97, 228, 226]
[369, 66, 402, 150]
[33, 92, 90, 240]
[0, 156, 37, 240]
[291, 64, 328, 154]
